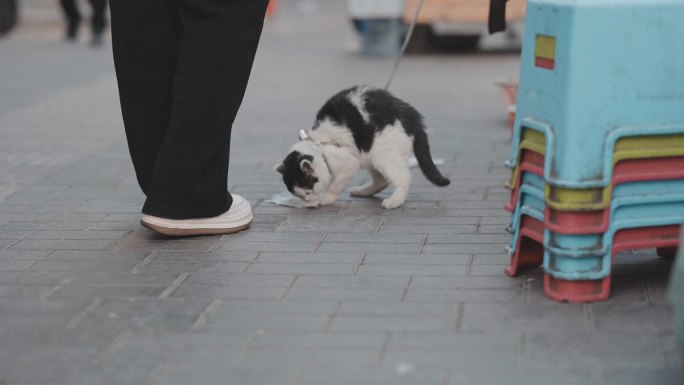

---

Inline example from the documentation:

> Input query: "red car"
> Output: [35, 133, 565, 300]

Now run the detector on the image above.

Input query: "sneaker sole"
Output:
[140, 219, 252, 237]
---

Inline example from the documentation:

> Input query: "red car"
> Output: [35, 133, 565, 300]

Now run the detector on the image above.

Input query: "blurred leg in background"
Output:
[59, 0, 108, 45]
[89, 0, 107, 45]
[59, 0, 81, 41]
[0, 0, 18, 37]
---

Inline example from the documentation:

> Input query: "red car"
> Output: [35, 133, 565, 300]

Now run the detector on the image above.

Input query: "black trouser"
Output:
[109, 0, 268, 219]
[60, 0, 108, 35]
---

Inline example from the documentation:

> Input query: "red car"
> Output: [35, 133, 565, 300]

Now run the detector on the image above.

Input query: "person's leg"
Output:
[109, 1, 180, 195]
[142, 0, 269, 219]
[88, 0, 107, 45]
[59, 0, 81, 40]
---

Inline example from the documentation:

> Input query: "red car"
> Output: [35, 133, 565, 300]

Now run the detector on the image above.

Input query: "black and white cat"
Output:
[276, 86, 450, 209]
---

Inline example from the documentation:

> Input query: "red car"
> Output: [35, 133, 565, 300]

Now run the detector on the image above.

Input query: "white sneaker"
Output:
[140, 194, 253, 236]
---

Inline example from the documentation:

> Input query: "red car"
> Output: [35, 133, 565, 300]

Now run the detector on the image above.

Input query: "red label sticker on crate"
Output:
[535, 35, 556, 70]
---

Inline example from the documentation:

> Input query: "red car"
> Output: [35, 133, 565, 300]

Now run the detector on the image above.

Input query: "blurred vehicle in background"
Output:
[348, 0, 527, 54]
[0, 0, 18, 36]
[404, 0, 527, 50]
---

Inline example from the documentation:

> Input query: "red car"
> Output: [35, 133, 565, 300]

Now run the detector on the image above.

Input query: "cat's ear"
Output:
[300, 159, 314, 176]
[275, 163, 286, 174]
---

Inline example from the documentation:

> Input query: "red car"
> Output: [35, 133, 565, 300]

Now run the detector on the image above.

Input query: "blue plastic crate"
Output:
[508, 0, 684, 189]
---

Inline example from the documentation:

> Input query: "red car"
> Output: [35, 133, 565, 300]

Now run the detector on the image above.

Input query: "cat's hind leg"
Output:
[374, 160, 411, 209]
[350, 169, 389, 197]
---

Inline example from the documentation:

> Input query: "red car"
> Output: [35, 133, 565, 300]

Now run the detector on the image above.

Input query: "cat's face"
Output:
[276, 146, 330, 204]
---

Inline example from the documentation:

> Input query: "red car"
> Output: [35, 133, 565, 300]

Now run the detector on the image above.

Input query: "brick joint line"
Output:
[157, 272, 189, 299]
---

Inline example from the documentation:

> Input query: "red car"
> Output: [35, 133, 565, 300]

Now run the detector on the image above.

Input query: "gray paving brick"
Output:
[246, 263, 356, 275]
[421, 243, 506, 254]
[241, 348, 381, 368]
[27, 230, 129, 240]
[218, 241, 319, 252]
[285, 287, 404, 301]
[460, 303, 586, 332]
[298, 367, 447, 385]
[383, 216, 478, 225]
[410, 276, 520, 290]
[2, 213, 108, 222]
[338, 302, 457, 317]
[0, 271, 74, 285]
[113, 235, 222, 252]
[279, 215, 384, 233]
[153, 251, 257, 262]
[390, 332, 520, 350]
[427, 234, 511, 244]
[449, 370, 594, 385]
[31, 260, 141, 272]
[480, 216, 513, 224]
[149, 363, 299, 385]
[0, 230, 32, 239]
[603, 369, 684, 385]
[1, 221, 98, 231]
[251, 332, 387, 349]
[46, 250, 149, 262]
[69, 272, 179, 286]
[257, 252, 363, 264]
[472, 253, 512, 264]
[11, 239, 116, 250]
[49, 284, 166, 299]
[184, 273, 295, 287]
[318, 242, 423, 254]
[138, 261, 250, 274]
[405, 288, 522, 303]
[324, 233, 426, 243]
[526, 330, 665, 371]
[0, 284, 54, 298]
[383, 349, 519, 371]
[171, 285, 288, 300]
[203, 314, 330, 333]
[379, 224, 476, 234]
[478, 224, 510, 234]
[215, 300, 338, 316]
[364, 253, 471, 265]
[470, 264, 509, 276]
[436, 209, 509, 217]
[294, 276, 409, 288]
[226, 231, 326, 243]
[0, 249, 52, 260]
[0, 260, 37, 271]
[591, 303, 675, 332]
[330, 315, 456, 332]
[357, 264, 468, 277]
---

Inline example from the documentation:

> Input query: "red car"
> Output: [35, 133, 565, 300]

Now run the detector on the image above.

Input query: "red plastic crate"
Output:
[506, 156, 684, 234]
[507, 218, 681, 302]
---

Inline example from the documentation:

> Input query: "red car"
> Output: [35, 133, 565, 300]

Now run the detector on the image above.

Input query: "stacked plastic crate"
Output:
[504, 0, 684, 302]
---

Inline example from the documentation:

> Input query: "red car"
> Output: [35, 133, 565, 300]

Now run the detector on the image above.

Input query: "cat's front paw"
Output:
[319, 193, 338, 206]
[381, 197, 405, 209]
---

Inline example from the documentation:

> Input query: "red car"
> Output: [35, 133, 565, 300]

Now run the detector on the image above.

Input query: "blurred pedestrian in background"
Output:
[0, 0, 18, 37]
[109, 1, 269, 236]
[59, 0, 107, 45]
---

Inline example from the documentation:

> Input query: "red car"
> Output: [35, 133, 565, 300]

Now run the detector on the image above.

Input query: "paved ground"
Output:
[0, 1, 681, 384]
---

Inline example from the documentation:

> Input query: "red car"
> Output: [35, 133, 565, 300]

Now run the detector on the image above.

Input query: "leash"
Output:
[384, 0, 425, 91]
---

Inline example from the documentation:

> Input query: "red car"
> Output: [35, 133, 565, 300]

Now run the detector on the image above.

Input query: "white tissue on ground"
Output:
[408, 156, 444, 168]
[267, 191, 320, 208]
[267, 191, 306, 208]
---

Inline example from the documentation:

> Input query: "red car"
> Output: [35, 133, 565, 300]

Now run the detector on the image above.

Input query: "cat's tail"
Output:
[413, 129, 450, 187]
